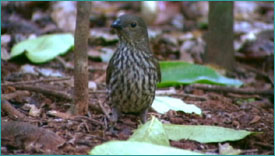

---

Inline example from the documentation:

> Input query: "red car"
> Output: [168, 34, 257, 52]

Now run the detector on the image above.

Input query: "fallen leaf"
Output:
[163, 124, 257, 143]
[158, 61, 243, 87]
[129, 116, 170, 146]
[89, 141, 203, 155]
[11, 33, 74, 63]
[152, 96, 202, 115]
[219, 143, 242, 155]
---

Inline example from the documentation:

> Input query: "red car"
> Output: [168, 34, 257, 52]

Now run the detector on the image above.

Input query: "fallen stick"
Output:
[254, 142, 274, 149]
[227, 93, 260, 99]
[47, 110, 72, 119]
[2, 90, 30, 100]
[1, 77, 71, 87]
[56, 56, 69, 69]
[97, 100, 111, 119]
[56, 57, 106, 72]
[238, 63, 274, 86]
[191, 84, 273, 96]
[1, 99, 26, 119]
[89, 89, 208, 100]
[15, 85, 72, 101]
[89, 90, 107, 94]
[73, 116, 104, 127]
[156, 92, 207, 101]
[47, 110, 104, 126]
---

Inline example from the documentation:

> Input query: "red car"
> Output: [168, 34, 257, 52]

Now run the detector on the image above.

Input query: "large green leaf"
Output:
[163, 124, 257, 143]
[128, 116, 170, 146]
[89, 141, 203, 155]
[10, 33, 74, 63]
[158, 61, 243, 87]
[152, 96, 202, 115]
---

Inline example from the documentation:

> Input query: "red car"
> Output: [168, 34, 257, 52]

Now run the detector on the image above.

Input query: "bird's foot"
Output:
[139, 109, 148, 124]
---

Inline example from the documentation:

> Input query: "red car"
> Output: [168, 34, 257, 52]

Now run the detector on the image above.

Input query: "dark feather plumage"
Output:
[106, 14, 161, 123]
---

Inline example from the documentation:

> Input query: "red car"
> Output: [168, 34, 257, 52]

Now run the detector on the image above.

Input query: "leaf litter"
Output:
[1, 1, 273, 155]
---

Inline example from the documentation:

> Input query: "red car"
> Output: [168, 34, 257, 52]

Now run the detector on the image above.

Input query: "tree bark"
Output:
[73, 1, 91, 115]
[204, 2, 235, 70]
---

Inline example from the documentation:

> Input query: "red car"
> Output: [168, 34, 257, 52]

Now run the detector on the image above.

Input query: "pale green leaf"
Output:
[89, 141, 204, 155]
[164, 124, 257, 143]
[129, 116, 170, 146]
[11, 33, 74, 63]
[152, 96, 202, 115]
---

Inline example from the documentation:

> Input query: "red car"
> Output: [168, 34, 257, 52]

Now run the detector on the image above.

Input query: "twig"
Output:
[1, 77, 71, 87]
[56, 56, 76, 71]
[98, 100, 111, 119]
[56, 56, 71, 69]
[254, 142, 274, 149]
[73, 116, 104, 127]
[89, 66, 106, 72]
[227, 93, 260, 99]
[89, 90, 107, 94]
[94, 73, 106, 83]
[47, 110, 72, 119]
[191, 84, 274, 96]
[241, 149, 258, 154]
[15, 85, 72, 101]
[239, 63, 274, 86]
[2, 90, 30, 100]
[2, 99, 26, 119]
[47, 110, 104, 126]
[56, 56, 107, 72]
[89, 89, 208, 100]
[56, 56, 106, 72]
[55, 63, 106, 72]
[156, 92, 207, 101]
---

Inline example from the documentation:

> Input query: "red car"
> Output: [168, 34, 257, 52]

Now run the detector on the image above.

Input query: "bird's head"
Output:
[111, 14, 149, 47]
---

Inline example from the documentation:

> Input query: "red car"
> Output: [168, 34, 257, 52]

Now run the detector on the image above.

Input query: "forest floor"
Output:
[1, 1, 274, 155]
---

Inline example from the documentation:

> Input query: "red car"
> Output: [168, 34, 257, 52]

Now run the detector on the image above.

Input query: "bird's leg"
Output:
[108, 107, 121, 133]
[139, 108, 148, 124]
[110, 107, 120, 122]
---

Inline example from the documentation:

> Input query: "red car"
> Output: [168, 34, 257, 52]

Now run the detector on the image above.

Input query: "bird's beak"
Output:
[111, 19, 122, 29]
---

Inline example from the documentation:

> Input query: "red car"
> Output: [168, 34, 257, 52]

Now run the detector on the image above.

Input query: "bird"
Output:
[106, 14, 161, 123]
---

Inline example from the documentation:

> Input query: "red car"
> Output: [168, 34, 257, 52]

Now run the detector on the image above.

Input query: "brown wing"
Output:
[106, 64, 112, 85]
[152, 57, 161, 83]
[106, 51, 117, 85]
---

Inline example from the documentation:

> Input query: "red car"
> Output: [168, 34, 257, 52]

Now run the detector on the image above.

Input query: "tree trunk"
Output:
[204, 1, 235, 70]
[73, 1, 91, 115]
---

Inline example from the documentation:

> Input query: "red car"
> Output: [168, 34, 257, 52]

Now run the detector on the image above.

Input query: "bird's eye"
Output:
[131, 22, 137, 28]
